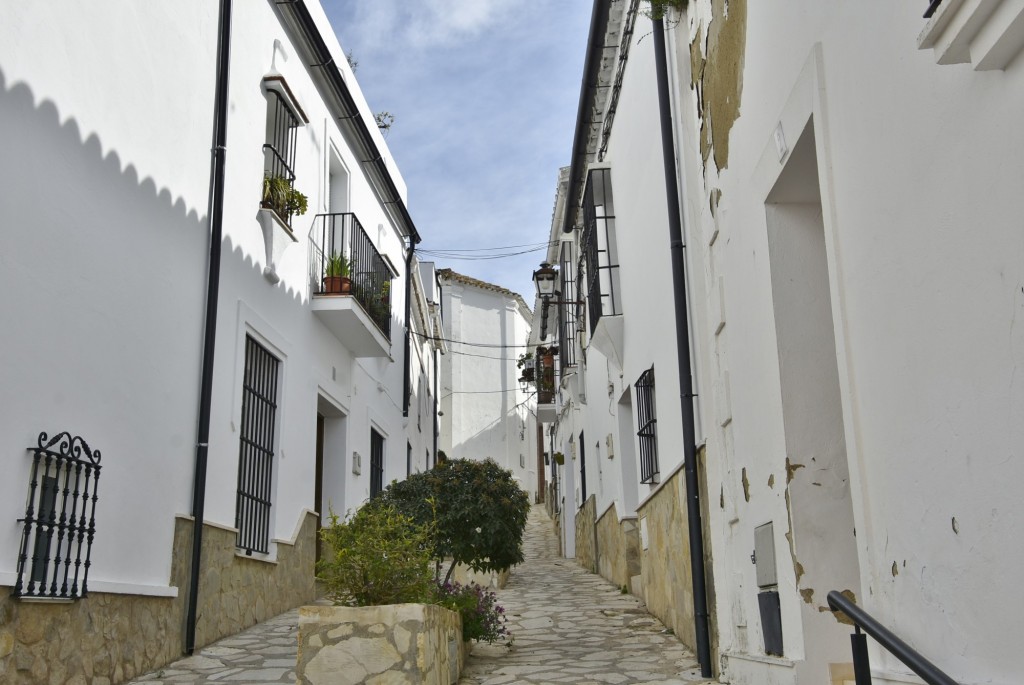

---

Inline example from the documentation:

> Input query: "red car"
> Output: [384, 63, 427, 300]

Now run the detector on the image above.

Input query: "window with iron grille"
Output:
[578, 432, 587, 503]
[636, 367, 659, 484]
[261, 90, 300, 226]
[13, 432, 102, 600]
[558, 242, 578, 371]
[582, 167, 621, 334]
[370, 429, 385, 498]
[236, 336, 280, 555]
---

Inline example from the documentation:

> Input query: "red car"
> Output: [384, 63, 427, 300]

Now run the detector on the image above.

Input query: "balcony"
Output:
[310, 213, 394, 357]
[536, 347, 558, 423]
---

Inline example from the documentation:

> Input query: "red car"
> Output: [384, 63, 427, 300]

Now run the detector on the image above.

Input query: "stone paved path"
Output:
[457, 507, 709, 685]
[128, 506, 710, 685]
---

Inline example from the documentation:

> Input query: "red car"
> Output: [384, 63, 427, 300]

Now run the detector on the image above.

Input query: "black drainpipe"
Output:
[402, 240, 414, 417]
[185, 0, 232, 656]
[653, 16, 712, 678]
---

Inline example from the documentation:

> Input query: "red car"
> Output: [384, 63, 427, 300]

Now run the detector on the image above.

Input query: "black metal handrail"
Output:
[827, 590, 960, 685]
[311, 213, 392, 339]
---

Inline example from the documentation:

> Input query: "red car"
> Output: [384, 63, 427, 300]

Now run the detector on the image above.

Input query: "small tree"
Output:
[317, 503, 434, 607]
[372, 458, 530, 583]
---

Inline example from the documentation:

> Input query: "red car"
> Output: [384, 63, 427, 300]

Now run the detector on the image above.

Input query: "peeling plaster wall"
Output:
[680, 2, 1024, 684]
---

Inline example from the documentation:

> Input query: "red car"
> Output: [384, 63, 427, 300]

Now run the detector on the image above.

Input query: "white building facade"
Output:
[0, 1, 438, 682]
[538, 1, 1024, 685]
[437, 270, 540, 501]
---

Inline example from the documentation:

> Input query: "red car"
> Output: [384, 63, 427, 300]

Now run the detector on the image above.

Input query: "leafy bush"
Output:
[317, 504, 434, 607]
[371, 458, 530, 582]
[434, 581, 509, 644]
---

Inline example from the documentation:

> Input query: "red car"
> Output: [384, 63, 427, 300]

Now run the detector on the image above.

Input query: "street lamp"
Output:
[533, 262, 558, 301]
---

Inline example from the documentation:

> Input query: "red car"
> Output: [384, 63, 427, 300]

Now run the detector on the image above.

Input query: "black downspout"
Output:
[403, 241, 414, 417]
[432, 347, 439, 468]
[653, 16, 713, 678]
[186, 0, 232, 656]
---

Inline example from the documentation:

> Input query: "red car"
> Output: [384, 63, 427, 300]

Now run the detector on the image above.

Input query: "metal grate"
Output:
[578, 432, 587, 503]
[262, 90, 300, 226]
[636, 367, 659, 484]
[582, 168, 620, 334]
[370, 429, 385, 498]
[236, 336, 280, 555]
[13, 432, 102, 600]
[559, 242, 578, 372]
[599, 0, 641, 162]
[310, 213, 393, 339]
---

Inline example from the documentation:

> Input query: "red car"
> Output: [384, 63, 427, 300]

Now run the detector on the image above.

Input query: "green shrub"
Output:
[433, 581, 509, 644]
[317, 504, 434, 607]
[372, 458, 530, 582]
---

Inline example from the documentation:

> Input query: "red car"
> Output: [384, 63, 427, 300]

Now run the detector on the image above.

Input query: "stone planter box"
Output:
[297, 604, 468, 685]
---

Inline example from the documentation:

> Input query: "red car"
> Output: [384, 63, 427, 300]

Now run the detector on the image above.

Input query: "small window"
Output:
[261, 89, 301, 226]
[370, 429, 385, 498]
[636, 366, 659, 484]
[236, 336, 280, 555]
[13, 432, 102, 600]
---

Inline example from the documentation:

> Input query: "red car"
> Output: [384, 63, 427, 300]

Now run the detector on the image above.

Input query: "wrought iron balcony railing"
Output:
[311, 213, 392, 339]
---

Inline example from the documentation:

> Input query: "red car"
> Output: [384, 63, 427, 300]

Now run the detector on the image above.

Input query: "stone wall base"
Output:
[574, 495, 597, 572]
[637, 466, 697, 650]
[595, 506, 641, 591]
[0, 510, 317, 685]
[297, 604, 467, 685]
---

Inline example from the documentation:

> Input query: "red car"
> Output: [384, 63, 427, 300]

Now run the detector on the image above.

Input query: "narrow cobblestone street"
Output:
[128, 506, 710, 685]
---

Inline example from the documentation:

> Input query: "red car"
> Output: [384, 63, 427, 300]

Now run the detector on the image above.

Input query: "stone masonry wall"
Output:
[297, 604, 467, 685]
[637, 465, 697, 651]
[574, 495, 597, 572]
[0, 511, 316, 685]
[185, 513, 317, 647]
[595, 507, 641, 591]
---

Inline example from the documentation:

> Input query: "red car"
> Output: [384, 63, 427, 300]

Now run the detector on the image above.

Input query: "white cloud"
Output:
[341, 0, 523, 50]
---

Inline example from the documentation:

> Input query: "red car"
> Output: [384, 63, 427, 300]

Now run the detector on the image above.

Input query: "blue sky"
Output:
[322, 1, 593, 303]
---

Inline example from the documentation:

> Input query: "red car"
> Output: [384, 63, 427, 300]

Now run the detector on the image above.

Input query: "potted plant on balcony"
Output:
[379, 280, 391, 306]
[516, 352, 535, 383]
[322, 253, 351, 295]
[261, 173, 308, 223]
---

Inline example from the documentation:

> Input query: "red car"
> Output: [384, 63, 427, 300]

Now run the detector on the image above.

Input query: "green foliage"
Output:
[317, 504, 435, 607]
[434, 581, 509, 644]
[261, 174, 308, 219]
[325, 252, 351, 278]
[372, 458, 530, 581]
[642, 0, 688, 19]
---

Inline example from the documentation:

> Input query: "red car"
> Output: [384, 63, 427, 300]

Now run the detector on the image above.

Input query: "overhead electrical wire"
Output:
[411, 330, 533, 349]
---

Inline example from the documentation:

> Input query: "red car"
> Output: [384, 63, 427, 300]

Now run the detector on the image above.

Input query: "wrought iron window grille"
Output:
[236, 336, 280, 556]
[559, 243, 579, 373]
[370, 429, 385, 498]
[582, 168, 621, 334]
[262, 90, 300, 226]
[636, 367, 660, 484]
[14, 432, 102, 600]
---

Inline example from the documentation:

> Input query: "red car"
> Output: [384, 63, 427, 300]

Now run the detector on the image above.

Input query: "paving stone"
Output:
[127, 506, 712, 685]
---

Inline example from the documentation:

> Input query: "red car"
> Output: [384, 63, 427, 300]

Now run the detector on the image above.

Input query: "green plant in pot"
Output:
[261, 174, 308, 222]
[322, 252, 351, 295]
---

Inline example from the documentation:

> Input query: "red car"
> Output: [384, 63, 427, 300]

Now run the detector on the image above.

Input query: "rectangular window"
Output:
[370, 429, 385, 498]
[579, 431, 587, 503]
[236, 336, 280, 555]
[262, 90, 300, 226]
[636, 366, 659, 484]
[582, 167, 621, 333]
[559, 242, 578, 371]
[14, 432, 102, 600]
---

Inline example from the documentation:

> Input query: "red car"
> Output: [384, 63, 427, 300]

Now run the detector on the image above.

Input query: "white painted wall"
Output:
[439, 274, 538, 500]
[677, 2, 1024, 684]
[0, 0, 429, 594]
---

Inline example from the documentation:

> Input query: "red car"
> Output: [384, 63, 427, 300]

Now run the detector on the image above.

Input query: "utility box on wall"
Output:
[754, 521, 784, 657]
